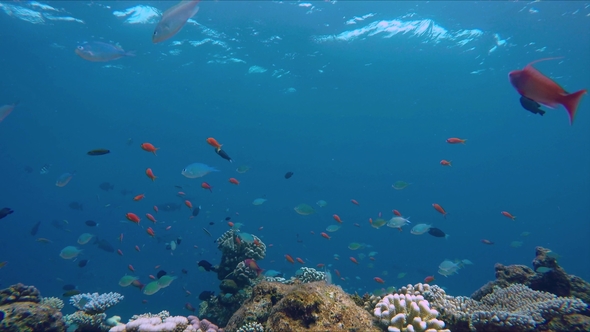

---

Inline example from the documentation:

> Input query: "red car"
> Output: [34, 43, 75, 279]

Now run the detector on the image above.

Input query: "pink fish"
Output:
[0, 102, 19, 123]
[152, 0, 200, 44]
[509, 58, 587, 125]
[75, 41, 135, 62]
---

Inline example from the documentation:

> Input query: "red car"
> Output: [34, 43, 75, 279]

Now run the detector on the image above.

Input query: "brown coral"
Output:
[0, 301, 65, 332]
[225, 281, 380, 332]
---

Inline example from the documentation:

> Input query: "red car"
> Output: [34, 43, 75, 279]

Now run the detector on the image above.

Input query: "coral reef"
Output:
[236, 321, 264, 332]
[263, 267, 326, 285]
[108, 311, 223, 332]
[216, 229, 266, 281]
[374, 293, 450, 332]
[70, 292, 124, 314]
[64, 291, 124, 331]
[471, 246, 590, 304]
[0, 283, 65, 332]
[41, 297, 65, 310]
[224, 281, 380, 331]
[423, 283, 588, 331]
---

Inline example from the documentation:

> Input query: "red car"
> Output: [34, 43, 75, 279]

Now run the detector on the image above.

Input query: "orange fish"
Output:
[145, 168, 156, 181]
[432, 203, 448, 218]
[206, 137, 222, 151]
[117, 249, 123, 256]
[126, 213, 140, 224]
[446, 138, 466, 144]
[393, 209, 402, 217]
[133, 194, 145, 201]
[296, 257, 305, 264]
[481, 239, 494, 245]
[229, 178, 239, 185]
[149, 275, 156, 280]
[253, 239, 261, 247]
[185, 200, 193, 209]
[334, 269, 341, 278]
[153, 205, 159, 213]
[424, 276, 435, 283]
[350, 199, 359, 206]
[509, 58, 587, 125]
[349, 257, 358, 264]
[146, 213, 157, 223]
[201, 182, 212, 193]
[141, 143, 159, 155]
[146, 227, 155, 237]
[316, 263, 325, 268]
[128, 264, 135, 273]
[228, 221, 234, 227]
[154, 265, 161, 269]
[320, 232, 331, 240]
[440, 160, 452, 166]
[119, 233, 124, 243]
[285, 254, 295, 264]
[373, 277, 385, 284]
[501, 211, 516, 220]
[369, 218, 373, 225]
[333, 214, 342, 223]
[135, 245, 140, 252]
[235, 236, 241, 245]
[177, 191, 186, 196]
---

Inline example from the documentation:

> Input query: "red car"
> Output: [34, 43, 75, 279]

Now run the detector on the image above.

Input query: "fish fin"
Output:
[125, 50, 136, 57]
[526, 57, 564, 68]
[539, 110, 546, 116]
[561, 89, 587, 125]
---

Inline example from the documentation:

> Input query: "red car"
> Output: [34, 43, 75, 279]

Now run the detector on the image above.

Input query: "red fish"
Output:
[206, 137, 222, 151]
[284, 254, 295, 264]
[350, 199, 359, 206]
[201, 182, 212, 193]
[146, 227, 155, 237]
[149, 275, 156, 280]
[424, 276, 435, 283]
[145, 168, 156, 181]
[432, 203, 448, 218]
[153, 205, 159, 213]
[296, 257, 305, 264]
[133, 194, 145, 201]
[141, 143, 159, 155]
[135, 245, 140, 252]
[501, 211, 516, 220]
[509, 58, 587, 125]
[446, 138, 466, 144]
[146, 213, 157, 223]
[229, 178, 239, 185]
[117, 249, 123, 256]
[393, 210, 402, 217]
[320, 232, 331, 240]
[481, 239, 494, 245]
[440, 160, 452, 167]
[333, 214, 342, 223]
[177, 191, 186, 197]
[128, 264, 135, 273]
[228, 221, 234, 227]
[373, 277, 385, 284]
[334, 269, 341, 278]
[316, 263, 325, 268]
[185, 200, 193, 209]
[126, 213, 140, 224]
[244, 258, 263, 276]
[349, 257, 359, 264]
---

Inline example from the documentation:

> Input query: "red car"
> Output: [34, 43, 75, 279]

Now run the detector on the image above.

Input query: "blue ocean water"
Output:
[0, 0, 589, 321]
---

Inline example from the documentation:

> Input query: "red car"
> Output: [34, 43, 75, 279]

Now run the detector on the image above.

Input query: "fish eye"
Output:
[77, 46, 84, 50]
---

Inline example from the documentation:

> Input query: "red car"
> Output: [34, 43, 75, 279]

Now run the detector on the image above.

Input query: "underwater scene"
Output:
[0, 1, 589, 331]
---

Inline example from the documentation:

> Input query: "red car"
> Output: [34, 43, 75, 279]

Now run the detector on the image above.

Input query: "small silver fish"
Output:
[75, 41, 135, 62]
[153, 0, 200, 44]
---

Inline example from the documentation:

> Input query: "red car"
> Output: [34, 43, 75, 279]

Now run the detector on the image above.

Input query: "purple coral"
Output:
[188, 315, 224, 332]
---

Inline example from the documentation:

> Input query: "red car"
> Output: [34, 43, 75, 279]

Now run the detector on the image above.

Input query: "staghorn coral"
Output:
[70, 292, 124, 314]
[40, 296, 64, 310]
[423, 283, 588, 331]
[374, 293, 450, 332]
[64, 311, 108, 332]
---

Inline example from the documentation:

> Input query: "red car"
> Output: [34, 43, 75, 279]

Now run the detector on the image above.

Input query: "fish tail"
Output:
[125, 50, 136, 57]
[561, 89, 587, 125]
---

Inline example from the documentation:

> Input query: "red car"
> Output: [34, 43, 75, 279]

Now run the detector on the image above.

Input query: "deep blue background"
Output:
[1, 0, 589, 321]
